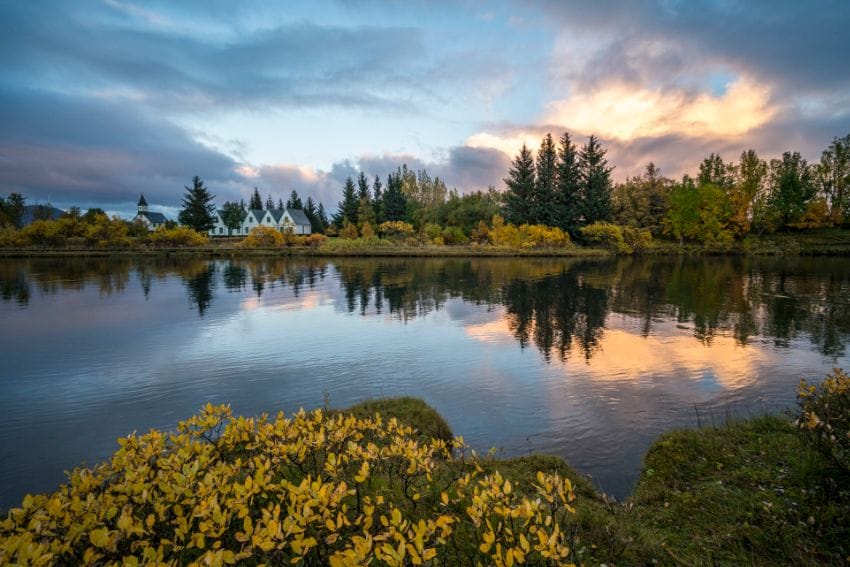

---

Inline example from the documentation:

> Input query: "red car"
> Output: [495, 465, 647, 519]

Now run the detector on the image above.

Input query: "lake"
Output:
[1, 255, 848, 508]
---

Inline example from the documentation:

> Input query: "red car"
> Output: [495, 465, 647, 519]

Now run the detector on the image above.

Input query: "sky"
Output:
[1, 0, 849, 218]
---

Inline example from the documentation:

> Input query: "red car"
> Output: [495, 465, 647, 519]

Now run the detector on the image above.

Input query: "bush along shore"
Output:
[2, 371, 849, 565]
[2, 220, 850, 258]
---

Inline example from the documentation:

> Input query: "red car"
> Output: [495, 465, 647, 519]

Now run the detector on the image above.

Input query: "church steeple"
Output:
[137, 194, 149, 214]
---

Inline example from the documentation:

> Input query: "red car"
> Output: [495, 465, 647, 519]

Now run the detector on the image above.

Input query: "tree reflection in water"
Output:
[2, 256, 849, 357]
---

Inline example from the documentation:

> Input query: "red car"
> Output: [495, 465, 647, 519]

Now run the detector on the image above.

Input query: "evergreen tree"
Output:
[316, 202, 329, 230]
[305, 196, 323, 233]
[277, 198, 285, 211]
[357, 172, 371, 201]
[373, 174, 384, 225]
[532, 133, 558, 225]
[249, 187, 263, 210]
[556, 132, 582, 234]
[265, 195, 274, 210]
[502, 144, 535, 225]
[239, 199, 246, 211]
[580, 135, 613, 224]
[0, 193, 25, 229]
[336, 177, 359, 227]
[769, 151, 815, 228]
[382, 171, 408, 222]
[287, 190, 303, 210]
[178, 176, 216, 232]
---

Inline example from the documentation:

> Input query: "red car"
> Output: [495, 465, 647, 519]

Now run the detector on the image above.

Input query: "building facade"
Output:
[132, 194, 169, 231]
[209, 208, 312, 237]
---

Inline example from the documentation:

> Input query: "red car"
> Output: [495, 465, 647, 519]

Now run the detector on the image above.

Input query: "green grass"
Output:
[339, 396, 454, 443]
[349, 398, 850, 565]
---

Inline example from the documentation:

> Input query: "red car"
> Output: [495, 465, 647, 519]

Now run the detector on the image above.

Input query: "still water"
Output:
[1, 256, 849, 507]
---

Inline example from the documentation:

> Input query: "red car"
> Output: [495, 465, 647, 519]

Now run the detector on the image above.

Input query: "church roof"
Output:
[138, 194, 148, 207]
[139, 211, 167, 223]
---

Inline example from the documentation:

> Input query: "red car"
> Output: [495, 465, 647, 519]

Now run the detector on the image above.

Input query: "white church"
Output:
[209, 208, 312, 237]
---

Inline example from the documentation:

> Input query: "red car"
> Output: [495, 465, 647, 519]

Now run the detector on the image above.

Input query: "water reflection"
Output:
[2, 256, 850, 359]
[1, 255, 849, 506]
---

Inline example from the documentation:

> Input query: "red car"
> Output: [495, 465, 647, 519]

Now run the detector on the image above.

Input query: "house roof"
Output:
[269, 209, 285, 223]
[138, 194, 148, 207]
[139, 211, 167, 223]
[286, 208, 311, 226]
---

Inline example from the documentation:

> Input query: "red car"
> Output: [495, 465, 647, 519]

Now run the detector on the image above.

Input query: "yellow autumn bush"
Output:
[797, 368, 850, 473]
[240, 225, 284, 248]
[146, 226, 208, 248]
[0, 405, 577, 566]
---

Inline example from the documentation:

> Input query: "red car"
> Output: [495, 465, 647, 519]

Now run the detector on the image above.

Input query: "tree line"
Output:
[329, 131, 850, 246]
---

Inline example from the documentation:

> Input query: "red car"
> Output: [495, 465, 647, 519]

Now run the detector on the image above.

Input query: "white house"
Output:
[132, 194, 169, 231]
[209, 207, 312, 237]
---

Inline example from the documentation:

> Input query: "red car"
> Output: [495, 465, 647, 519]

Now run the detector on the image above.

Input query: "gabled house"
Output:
[132, 194, 169, 231]
[208, 207, 312, 237]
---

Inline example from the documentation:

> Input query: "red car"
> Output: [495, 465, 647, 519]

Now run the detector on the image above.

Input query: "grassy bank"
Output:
[4, 397, 847, 565]
[3, 228, 850, 258]
[346, 399, 850, 565]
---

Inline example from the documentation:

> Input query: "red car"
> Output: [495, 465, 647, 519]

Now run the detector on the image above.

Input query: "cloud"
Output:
[545, 78, 777, 141]
[0, 86, 241, 212]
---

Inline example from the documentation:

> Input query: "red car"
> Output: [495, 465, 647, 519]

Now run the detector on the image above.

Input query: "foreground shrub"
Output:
[797, 368, 850, 472]
[304, 233, 328, 248]
[147, 226, 208, 248]
[580, 222, 631, 254]
[339, 221, 359, 240]
[240, 226, 283, 248]
[0, 405, 578, 566]
[378, 221, 414, 241]
[517, 224, 570, 249]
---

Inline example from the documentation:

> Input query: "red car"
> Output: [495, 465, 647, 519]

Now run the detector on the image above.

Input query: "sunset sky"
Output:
[2, 1, 849, 216]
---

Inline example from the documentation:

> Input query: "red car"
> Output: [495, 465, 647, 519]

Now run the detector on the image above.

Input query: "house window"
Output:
[219, 227, 223, 234]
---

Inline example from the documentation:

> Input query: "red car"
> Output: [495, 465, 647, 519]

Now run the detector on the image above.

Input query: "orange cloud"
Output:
[464, 78, 778, 159]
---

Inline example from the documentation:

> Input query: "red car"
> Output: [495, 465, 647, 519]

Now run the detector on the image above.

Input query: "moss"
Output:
[339, 396, 454, 444]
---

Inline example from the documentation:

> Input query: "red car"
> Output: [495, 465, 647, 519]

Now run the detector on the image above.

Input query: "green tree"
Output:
[304, 196, 323, 233]
[335, 177, 359, 227]
[664, 177, 733, 245]
[287, 190, 303, 210]
[220, 201, 247, 235]
[277, 198, 285, 211]
[580, 135, 613, 224]
[372, 174, 384, 225]
[357, 172, 371, 202]
[612, 162, 671, 236]
[697, 153, 736, 190]
[556, 132, 582, 235]
[316, 202, 329, 231]
[503, 144, 535, 225]
[815, 134, 850, 226]
[178, 176, 216, 232]
[249, 188, 263, 210]
[532, 133, 558, 226]
[731, 149, 768, 236]
[768, 151, 815, 229]
[0, 193, 26, 229]
[265, 195, 274, 210]
[382, 170, 408, 222]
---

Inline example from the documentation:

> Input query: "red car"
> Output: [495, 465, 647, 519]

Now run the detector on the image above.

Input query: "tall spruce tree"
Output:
[382, 171, 408, 222]
[503, 144, 535, 225]
[316, 202, 329, 230]
[277, 198, 284, 211]
[580, 135, 613, 224]
[305, 196, 323, 233]
[373, 174, 384, 225]
[556, 132, 582, 234]
[265, 195, 274, 210]
[357, 172, 371, 201]
[287, 190, 303, 209]
[532, 133, 558, 225]
[178, 176, 216, 232]
[249, 188, 263, 210]
[337, 177, 360, 226]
